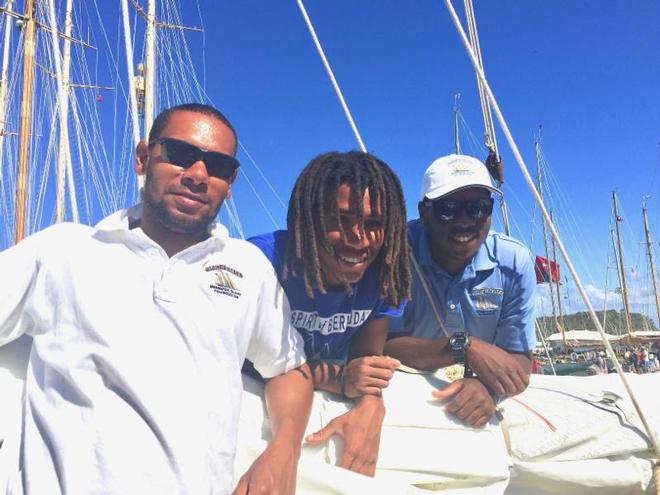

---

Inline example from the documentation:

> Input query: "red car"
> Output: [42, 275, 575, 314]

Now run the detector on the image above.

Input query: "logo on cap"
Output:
[451, 163, 474, 176]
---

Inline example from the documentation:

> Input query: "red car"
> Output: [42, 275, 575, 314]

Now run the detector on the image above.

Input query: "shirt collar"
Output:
[94, 204, 229, 254]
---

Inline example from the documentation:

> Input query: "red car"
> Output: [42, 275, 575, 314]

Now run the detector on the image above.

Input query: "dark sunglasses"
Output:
[425, 197, 494, 221]
[149, 137, 239, 180]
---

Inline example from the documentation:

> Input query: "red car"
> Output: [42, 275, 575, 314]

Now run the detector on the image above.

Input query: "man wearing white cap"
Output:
[385, 154, 536, 427]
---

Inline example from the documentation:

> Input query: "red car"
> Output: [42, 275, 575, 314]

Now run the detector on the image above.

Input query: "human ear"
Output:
[134, 140, 149, 176]
[418, 201, 430, 228]
[225, 169, 238, 199]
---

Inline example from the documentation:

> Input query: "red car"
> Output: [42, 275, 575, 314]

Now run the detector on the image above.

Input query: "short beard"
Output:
[142, 174, 215, 235]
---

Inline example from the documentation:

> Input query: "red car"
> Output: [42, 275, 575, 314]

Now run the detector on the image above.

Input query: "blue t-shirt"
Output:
[248, 230, 404, 362]
[389, 219, 536, 352]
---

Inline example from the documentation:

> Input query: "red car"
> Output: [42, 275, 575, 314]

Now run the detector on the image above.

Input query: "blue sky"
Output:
[186, 1, 660, 324]
[4, 1, 660, 324]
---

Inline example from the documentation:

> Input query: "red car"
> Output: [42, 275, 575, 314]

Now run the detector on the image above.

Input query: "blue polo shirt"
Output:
[248, 230, 405, 362]
[389, 219, 536, 352]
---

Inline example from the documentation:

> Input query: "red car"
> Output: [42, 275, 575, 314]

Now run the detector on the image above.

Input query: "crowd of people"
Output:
[0, 101, 564, 494]
[624, 345, 660, 374]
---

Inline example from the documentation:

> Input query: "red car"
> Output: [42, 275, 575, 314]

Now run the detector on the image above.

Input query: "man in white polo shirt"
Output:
[0, 103, 312, 495]
[386, 154, 536, 427]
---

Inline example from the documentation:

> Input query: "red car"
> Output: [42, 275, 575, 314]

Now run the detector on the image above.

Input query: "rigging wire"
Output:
[295, 0, 366, 153]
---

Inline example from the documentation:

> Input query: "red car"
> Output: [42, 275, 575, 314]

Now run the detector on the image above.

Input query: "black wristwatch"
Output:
[449, 332, 471, 365]
[449, 332, 473, 377]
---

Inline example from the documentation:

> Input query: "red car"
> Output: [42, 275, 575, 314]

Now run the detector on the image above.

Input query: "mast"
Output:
[601, 228, 614, 332]
[612, 191, 633, 337]
[610, 228, 627, 335]
[0, 0, 14, 185]
[61, 0, 78, 222]
[550, 210, 567, 334]
[143, 0, 156, 140]
[120, 0, 142, 190]
[48, 0, 78, 223]
[535, 138, 562, 340]
[462, 0, 510, 235]
[14, 0, 36, 243]
[120, 0, 140, 148]
[452, 93, 461, 154]
[642, 196, 660, 328]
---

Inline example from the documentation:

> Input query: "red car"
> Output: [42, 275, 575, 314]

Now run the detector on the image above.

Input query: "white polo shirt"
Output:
[0, 206, 306, 495]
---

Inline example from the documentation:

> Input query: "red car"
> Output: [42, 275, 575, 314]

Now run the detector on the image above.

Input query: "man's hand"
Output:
[467, 338, 530, 397]
[343, 355, 400, 399]
[305, 395, 385, 477]
[233, 436, 300, 495]
[432, 378, 496, 428]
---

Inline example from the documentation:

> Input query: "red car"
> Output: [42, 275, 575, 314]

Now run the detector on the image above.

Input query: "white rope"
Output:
[295, 0, 366, 153]
[463, 0, 497, 156]
[535, 320, 556, 375]
[444, 0, 660, 460]
[410, 252, 451, 339]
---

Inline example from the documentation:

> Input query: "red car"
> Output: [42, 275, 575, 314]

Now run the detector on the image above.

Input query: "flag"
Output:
[535, 256, 560, 284]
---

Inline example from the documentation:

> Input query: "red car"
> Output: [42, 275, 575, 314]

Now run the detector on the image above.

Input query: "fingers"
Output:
[367, 355, 401, 370]
[350, 355, 400, 371]
[360, 385, 386, 397]
[436, 379, 496, 427]
[491, 367, 526, 397]
[305, 420, 340, 445]
[344, 357, 400, 398]
[431, 380, 462, 401]
[231, 476, 248, 495]
[339, 448, 378, 477]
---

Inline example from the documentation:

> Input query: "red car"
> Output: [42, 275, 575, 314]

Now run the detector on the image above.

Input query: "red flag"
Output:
[535, 256, 560, 284]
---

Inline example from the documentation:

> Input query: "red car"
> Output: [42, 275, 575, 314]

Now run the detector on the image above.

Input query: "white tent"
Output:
[546, 330, 619, 346]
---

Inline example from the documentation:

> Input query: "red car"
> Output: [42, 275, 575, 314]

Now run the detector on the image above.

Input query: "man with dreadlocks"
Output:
[248, 150, 411, 477]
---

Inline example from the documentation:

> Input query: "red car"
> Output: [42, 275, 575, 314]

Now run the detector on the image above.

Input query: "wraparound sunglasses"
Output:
[149, 137, 240, 180]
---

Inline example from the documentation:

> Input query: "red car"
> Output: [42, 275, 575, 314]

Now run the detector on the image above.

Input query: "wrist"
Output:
[448, 332, 471, 365]
[309, 360, 343, 395]
[339, 365, 347, 398]
[474, 376, 502, 404]
[269, 432, 302, 459]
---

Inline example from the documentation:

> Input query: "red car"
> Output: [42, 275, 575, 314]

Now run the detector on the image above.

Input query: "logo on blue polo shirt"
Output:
[470, 287, 502, 313]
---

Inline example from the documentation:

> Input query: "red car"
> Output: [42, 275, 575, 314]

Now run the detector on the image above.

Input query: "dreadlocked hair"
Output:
[283, 151, 411, 307]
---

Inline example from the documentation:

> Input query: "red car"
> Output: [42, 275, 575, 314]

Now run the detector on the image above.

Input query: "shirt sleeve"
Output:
[494, 249, 537, 352]
[373, 298, 407, 319]
[244, 257, 306, 379]
[0, 232, 42, 345]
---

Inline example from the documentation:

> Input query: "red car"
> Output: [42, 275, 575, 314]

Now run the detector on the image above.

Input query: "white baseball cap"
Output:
[420, 154, 502, 201]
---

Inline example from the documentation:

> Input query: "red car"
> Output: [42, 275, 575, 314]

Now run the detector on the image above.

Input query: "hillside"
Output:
[537, 310, 659, 336]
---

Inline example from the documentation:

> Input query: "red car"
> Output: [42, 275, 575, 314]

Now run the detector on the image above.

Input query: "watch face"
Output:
[450, 332, 468, 350]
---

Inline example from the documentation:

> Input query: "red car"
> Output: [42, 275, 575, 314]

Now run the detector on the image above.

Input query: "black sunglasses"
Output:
[149, 137, 240, 180]
[425, 197, 494, 221]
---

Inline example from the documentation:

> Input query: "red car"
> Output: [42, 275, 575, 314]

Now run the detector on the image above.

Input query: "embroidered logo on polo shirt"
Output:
[204, 263, 243, 299]
[470, 287, 502, 312]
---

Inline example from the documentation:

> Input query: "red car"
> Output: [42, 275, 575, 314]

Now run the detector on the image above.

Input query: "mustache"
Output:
[449, 227, 479, 237]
